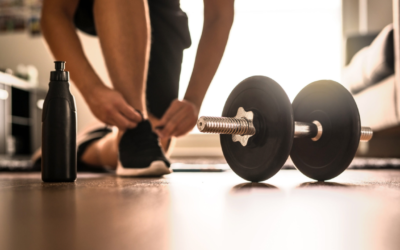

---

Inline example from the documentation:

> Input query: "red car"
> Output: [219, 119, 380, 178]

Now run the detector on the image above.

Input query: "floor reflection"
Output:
[231, 182, 279, 193]
[297, 181, 356, 188]
[0, 174, 171, 250]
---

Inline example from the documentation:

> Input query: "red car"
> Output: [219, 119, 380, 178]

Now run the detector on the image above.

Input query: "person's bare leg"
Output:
[80, 130, 119, 169]
[93, 0, 151, 118]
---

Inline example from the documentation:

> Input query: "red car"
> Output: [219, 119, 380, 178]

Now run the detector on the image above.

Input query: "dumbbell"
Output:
[197, 76, 373, 182]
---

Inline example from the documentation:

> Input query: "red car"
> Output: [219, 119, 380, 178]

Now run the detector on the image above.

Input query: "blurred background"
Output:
[0, 0, 396, 160]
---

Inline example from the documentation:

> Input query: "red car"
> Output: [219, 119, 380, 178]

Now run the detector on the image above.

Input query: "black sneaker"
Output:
[116, 120, 172, 176]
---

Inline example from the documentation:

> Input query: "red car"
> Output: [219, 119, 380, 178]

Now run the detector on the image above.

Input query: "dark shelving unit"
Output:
[0, 73, 46, 157]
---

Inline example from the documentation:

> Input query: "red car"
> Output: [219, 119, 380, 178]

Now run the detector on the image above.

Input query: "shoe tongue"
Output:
[134, 120, 152, 134]
[130, 120, 152, 138]
[119, 120, 158, 150]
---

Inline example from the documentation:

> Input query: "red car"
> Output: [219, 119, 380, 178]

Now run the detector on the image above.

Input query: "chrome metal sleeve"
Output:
[360, 127, 373, 142]
[197, 117, 255, 135]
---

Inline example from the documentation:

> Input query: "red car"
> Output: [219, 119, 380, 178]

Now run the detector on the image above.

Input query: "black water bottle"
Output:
[41, 61, 77, 182]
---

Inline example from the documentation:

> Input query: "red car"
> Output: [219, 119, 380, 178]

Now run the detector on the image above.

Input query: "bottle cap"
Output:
[50, 61, 69, 81]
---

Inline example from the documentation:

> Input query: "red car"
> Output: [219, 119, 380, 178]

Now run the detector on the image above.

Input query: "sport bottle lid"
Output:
[50, 61, 69, 81]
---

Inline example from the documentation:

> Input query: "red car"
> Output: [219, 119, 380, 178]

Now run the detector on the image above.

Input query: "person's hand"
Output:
[156, 99, 199, 138]
[84, 86, 142, 130]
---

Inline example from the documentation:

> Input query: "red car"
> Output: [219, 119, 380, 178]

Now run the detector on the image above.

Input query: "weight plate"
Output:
[290, 80, 361, 181]
[221, 76, 293, 182]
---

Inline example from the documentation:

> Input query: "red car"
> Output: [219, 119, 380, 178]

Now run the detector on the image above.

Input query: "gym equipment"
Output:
[197, 76, 373, 182]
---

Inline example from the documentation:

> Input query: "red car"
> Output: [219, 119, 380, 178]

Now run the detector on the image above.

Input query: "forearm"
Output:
[41, 3, 104, 97]
[184, 15, 233, 109]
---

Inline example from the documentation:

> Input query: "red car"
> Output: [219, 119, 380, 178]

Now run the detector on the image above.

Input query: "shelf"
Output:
[11, 116, 30, 126]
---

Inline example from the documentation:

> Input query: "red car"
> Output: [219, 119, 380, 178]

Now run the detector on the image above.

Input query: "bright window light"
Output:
[180, 0, 342, 133]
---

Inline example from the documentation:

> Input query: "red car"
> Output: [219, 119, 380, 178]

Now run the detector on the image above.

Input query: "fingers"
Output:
[158, 115, 196, 138]
[157, 101, 197, 138]
[87, 87, 145, 130]
[111, 112, 138, 130]
[173, 116, 197, 137]
[160, 110, 187, 138]
[156, 99, 200, 138]
[158, 100, 182, 127]
[117, 101, 142, 123]
[172, 118, 196, 137]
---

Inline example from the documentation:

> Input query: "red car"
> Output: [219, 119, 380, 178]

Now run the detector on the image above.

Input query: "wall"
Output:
[367, 0, 393, 32]
[342, 0, 393, 36]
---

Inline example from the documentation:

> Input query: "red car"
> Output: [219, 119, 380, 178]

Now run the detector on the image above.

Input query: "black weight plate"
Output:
[221, 76, 293, 182]
[290, 80, 361, 181]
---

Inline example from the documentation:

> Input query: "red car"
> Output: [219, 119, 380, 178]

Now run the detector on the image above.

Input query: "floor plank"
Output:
[0, 169, 399, 250]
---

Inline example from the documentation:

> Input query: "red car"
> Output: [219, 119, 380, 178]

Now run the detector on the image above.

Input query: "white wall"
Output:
[0, 31, 110, 133]
[342, 0, 393, 36]
[367, 0, 393, 33]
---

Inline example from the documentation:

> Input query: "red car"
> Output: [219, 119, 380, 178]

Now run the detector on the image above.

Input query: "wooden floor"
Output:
[0, 169, 400, 250]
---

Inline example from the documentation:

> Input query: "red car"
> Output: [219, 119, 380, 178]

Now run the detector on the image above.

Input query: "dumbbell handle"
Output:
[197, 116, 373, 142]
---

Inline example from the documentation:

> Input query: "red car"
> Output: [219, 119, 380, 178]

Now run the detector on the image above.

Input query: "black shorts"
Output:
[74, 0, 191, 118]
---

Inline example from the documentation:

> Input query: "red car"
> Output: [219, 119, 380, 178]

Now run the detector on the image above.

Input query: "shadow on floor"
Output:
[231, 182, 279, 193]
[297, 181, 357, 188]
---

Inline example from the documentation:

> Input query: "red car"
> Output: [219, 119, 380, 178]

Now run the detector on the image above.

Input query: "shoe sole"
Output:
[116, 160, 172, 177]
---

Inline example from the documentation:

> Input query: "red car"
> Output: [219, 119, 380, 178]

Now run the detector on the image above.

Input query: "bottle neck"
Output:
[48, 81, 71, 95]
[50, 71, 69, 81]
[47, 81, 76, 111]
[49, 81, 69, 86]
